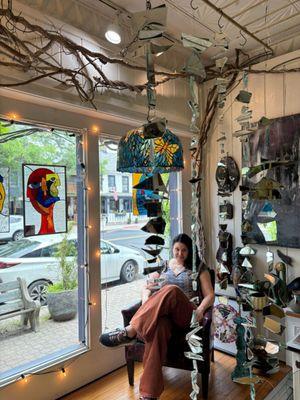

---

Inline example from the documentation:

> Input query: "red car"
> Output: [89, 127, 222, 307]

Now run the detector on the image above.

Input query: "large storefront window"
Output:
[0, 120, 87, 383]
[99, 138, 182, 332]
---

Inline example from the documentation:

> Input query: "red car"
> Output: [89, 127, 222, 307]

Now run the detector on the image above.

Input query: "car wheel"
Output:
[28, 280, 50, 306]
[120, 260, 137, 283]
[12, 230, 24, 241]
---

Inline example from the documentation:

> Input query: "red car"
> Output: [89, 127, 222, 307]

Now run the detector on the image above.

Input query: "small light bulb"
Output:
[61, 368, 66, 377]
[91, 125, 99, 133]
[96, 250, 101, 257]
[7, 112, 19, 121]
[93, 302, 97, 306]
[21, 374, 28, 383]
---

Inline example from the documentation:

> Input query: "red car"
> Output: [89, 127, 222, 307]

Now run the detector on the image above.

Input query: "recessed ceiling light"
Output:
[105, 24, 121, 44]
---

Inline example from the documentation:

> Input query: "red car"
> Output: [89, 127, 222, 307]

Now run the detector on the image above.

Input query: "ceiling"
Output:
[91, 0, 300, 69]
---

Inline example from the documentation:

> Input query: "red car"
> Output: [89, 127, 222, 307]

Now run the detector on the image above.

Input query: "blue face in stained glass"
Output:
[117, 128, 184, 173]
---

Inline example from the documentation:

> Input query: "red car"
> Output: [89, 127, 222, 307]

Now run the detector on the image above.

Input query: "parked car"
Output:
[0, 235, 146, 305]
[0, 215, 24, 242]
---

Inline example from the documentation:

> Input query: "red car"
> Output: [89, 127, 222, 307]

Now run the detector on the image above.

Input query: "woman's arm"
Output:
[141, 271, 161, 304]
[195, 270, 215, 322]
[141, 286, 151, 304]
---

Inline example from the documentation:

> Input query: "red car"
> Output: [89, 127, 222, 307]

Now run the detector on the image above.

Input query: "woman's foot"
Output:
[99, 328, 136, 348]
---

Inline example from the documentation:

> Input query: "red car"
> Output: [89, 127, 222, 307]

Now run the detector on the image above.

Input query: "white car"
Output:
[0, 236, 145, 305]
[0, 215, 24, 242]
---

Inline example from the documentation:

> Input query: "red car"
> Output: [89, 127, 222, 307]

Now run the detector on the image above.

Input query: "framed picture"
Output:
[213, 296, 240, 355]
[22, 164, 67, 237]
[0, 167, 9, 233]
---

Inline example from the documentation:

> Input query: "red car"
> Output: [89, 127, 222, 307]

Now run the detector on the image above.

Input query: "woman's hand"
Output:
[145, 271, 161, 290]
[141, 287, 152, 304]
[195, 307, 204, 323]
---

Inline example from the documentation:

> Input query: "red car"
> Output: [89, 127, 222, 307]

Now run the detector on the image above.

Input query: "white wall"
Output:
[202, 50, 300, 284]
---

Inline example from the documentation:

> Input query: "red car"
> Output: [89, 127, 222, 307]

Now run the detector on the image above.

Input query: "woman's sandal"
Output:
[139, 397, 158, 400]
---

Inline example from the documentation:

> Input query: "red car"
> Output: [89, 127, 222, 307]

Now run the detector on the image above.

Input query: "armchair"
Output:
[121, 269, 215, 399]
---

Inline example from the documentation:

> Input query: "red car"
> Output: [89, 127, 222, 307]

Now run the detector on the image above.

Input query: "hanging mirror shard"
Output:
[215, 56, 228, 69]
[132, 4, 167, 41]
[143, 117, 167, 139]
[236, 90, 252, 104]
[181, 33, 212, 52]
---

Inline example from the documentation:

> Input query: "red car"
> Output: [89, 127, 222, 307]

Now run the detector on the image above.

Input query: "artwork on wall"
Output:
[213, 297, 239, 355]
[0, 167, 9, 233]
[22, 164, 67, 237]
[241, 113, 300, 248]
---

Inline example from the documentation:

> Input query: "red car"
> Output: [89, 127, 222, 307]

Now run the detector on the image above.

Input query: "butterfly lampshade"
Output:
[117, 127, 184, 173]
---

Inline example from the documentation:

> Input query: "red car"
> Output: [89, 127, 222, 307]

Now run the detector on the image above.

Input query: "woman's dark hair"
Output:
[172, 233, 200, 270]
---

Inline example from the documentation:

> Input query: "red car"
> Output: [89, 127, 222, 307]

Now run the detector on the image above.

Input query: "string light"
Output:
[96, 250, 101, 257]
[6, 112, 19, 121]
[61, 368, 66, 377]
[91, 125, 99, 133]
[20, 374, 28, 383]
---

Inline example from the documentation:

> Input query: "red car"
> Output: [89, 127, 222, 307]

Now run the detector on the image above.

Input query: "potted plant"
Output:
[47, 233, 78, 322]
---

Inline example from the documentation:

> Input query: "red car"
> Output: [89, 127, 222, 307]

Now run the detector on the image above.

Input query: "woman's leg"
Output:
[132, 285, 195, 398]
[139, 317, 172, 398]
[130, 284, 195, 341]
[100, 285, 194, 348]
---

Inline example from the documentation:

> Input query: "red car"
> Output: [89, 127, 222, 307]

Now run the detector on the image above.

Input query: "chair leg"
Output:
[202, 372, 209, 399]
[211, 347, 214, 362]
[126, 359, 135, 386]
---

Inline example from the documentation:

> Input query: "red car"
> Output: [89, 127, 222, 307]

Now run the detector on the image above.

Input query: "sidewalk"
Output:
[0, 278, 145, 375]
[101, 222, 146, 232]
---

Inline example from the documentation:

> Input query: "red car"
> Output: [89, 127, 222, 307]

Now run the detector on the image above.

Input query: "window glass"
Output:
[108, 175, 115, 191]
[99, 138, 181, 332]
[122, 176, 129, 193]
[0, 240, 40, 257]
[22, 248, 42, 258]
[0, 120, 87, 382]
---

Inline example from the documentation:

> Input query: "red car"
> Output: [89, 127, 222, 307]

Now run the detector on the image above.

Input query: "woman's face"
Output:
[173, 242, 189, 265]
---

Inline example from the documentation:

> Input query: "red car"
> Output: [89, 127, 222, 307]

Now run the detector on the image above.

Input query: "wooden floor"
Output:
[61, 351, 291, 400]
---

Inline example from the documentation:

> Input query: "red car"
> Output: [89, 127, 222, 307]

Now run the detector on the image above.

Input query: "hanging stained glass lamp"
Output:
[117, 127, 184, 173]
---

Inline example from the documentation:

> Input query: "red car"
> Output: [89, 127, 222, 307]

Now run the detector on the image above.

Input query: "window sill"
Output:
[0, 342, 89, 388]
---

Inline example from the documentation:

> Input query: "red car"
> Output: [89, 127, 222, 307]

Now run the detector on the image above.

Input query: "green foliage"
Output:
[99, 149, 109, 176]
[52, 232, 78, 292]
[0, 124, 77, 174]
[47, 281, 77, 293]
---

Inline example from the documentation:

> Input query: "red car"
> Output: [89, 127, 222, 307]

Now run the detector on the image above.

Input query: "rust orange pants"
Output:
[130, 285, 196, 398]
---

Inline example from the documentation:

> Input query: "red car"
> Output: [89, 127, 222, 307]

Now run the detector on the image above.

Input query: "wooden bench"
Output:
[0, 277, 40, 332]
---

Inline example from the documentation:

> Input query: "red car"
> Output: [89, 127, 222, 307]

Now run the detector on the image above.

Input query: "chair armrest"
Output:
[121, 301, 142, 327]
[202, 306, 213, 331]
[201, 306, 214, 355]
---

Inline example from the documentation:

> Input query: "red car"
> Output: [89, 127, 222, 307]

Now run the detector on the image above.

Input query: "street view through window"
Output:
[0, 120, 84, 380]
[99, 139, 179, 332]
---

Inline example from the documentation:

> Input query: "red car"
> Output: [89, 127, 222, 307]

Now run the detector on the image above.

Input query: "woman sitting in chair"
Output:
[100, 233, 215, 400]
